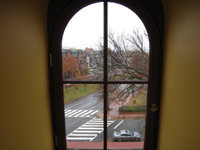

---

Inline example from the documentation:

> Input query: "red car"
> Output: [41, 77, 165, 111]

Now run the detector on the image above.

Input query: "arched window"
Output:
[47, 0, 164, 150]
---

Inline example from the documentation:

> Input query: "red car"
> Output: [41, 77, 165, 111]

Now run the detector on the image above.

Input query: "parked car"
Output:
[113, 130, 141, 142]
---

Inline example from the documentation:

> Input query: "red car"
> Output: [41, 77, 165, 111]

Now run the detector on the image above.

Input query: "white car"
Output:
[113, 130, 141, 142]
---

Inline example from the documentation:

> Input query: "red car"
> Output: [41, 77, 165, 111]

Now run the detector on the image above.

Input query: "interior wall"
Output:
[0, 1, 53, 150]
[158, 0, 200, 149]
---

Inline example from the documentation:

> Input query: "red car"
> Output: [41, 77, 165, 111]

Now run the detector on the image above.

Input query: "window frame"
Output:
[47, 0, 164, 150]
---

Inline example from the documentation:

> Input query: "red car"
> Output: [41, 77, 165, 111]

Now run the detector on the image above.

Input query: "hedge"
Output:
[119, 105, 146, 112]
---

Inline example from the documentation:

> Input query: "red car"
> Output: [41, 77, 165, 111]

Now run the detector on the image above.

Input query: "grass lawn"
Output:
[130, 89, 147, 105]
[63, 84, 99, 104]
[119, 89, 147, 113]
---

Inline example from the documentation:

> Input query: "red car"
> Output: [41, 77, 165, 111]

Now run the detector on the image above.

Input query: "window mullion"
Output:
[103, 0, 108, 150]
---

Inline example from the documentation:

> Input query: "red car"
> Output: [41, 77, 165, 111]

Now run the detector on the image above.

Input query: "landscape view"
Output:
[61, 2, 149, 149]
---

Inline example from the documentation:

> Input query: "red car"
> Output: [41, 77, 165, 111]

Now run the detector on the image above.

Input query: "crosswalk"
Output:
[66, 117, 115, 141]
[64, 109, 100, 118]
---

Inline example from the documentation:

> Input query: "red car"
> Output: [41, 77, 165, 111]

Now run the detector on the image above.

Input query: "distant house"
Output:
[62, 48, 105, 79]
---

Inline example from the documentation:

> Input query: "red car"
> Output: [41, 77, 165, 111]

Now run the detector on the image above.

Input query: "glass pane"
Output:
[107, 84, 147, 150]
[62, 2, 104, 81]
[107, 3, 149, 80]
[64, 84, 104, 149]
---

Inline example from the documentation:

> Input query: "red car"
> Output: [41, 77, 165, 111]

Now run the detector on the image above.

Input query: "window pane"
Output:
[107, 3, 149, 80]
[63, 84, 104, 149]
[62, 2, 104, 81]
[107, 84, 147, 150]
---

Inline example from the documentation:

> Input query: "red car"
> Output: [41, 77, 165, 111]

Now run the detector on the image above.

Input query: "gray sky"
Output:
[62, 2, 148, 50]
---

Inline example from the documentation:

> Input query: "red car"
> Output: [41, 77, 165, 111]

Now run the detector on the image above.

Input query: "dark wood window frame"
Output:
[47, 0, 164, 150]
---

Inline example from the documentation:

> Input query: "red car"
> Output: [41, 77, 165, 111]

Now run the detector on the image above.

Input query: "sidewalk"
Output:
[67, 141, 144, 150]
[96, 94, 146, 119]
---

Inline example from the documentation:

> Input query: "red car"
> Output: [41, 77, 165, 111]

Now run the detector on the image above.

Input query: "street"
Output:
[64, 92, 145, 142]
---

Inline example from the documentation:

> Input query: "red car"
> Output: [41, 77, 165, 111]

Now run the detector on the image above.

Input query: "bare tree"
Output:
[92, 28, 149, 110]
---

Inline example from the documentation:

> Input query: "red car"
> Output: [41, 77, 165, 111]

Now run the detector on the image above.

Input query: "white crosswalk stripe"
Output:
[80, 110, 94, 117]
[67, 110, 82, 117]
[64, 109, 100, 117]
[66, 117, 115, 141]
[74, 110, 88, 117]
[90, 110, 99, 115]
[65, 110, 76, 116]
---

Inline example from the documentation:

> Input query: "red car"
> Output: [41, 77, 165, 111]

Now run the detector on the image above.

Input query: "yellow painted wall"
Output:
[158, 0, 200, 150]
[0, 0, 53, 150]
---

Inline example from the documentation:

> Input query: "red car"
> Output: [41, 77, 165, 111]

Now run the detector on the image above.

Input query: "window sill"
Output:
[67, 141, 144, 149]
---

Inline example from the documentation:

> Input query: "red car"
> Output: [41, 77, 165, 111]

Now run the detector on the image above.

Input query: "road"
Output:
[64, 92, 145, 142]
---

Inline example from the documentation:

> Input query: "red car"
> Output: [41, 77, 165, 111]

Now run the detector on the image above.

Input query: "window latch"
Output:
[150, 104, 158, 112]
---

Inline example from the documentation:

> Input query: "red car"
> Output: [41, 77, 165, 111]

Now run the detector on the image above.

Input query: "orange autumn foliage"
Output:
[75, 70, 81, 76]
[63, 53, 76, 76]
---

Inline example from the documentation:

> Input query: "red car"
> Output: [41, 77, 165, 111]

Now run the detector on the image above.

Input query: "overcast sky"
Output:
[62, 2, 148, 50]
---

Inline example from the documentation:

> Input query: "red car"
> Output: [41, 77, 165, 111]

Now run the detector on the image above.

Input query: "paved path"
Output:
[109, 94, 133, 117]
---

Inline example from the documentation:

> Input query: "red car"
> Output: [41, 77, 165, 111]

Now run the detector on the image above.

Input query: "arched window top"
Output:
[48, 0, 164, 45]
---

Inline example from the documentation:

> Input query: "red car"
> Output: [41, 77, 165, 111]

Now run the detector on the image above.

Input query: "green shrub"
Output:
[119, 105, 146, 112]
